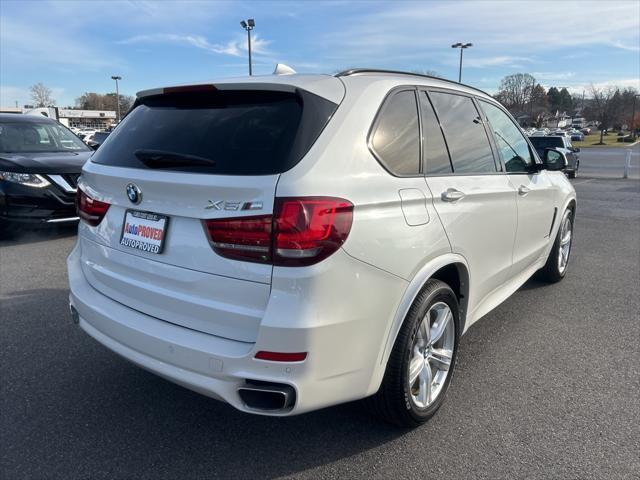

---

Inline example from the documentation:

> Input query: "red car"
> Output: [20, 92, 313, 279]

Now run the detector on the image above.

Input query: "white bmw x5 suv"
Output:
[68, 69, 576, 426]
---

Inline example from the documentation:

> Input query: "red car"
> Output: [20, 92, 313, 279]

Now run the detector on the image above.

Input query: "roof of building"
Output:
[0, 112, 56, 123]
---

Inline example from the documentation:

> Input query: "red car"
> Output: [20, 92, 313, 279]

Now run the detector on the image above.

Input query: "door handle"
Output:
[441, 188, 465, 202]
[518, 185, 531, 196]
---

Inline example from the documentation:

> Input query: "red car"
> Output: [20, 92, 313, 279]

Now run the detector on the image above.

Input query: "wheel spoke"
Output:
[408, 353, 424, 385]
[417, 362, 432, 405]
[560, 245, 570, 267]
[429, 348, 452, 370]
[419, 317, 430, 345]
[430, 307, 452, 345]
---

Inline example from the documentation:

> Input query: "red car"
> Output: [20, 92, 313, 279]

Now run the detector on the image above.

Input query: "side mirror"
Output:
[89, 143, 99, 151]
[572, 147, 580, 153]
[543, 148, 568, 171]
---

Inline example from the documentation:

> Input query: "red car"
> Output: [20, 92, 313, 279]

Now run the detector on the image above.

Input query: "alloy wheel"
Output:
[558, 211, 573, 273]
[408, 302, 455, 408]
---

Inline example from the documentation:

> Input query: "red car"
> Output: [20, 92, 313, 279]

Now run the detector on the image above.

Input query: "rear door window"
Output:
[91, 89, 337, 175]
[419, 92, 453, 175]
[370, 89, 420, 176]
[429, 91, 497, 174]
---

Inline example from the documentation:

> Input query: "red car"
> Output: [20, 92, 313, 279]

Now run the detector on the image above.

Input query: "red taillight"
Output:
[76, 187, 110, 226]
[203, 196, 353, 267]
[203, 214, 272, 263]
[273, 197, 353, 266]
[255, 351, 307, 362]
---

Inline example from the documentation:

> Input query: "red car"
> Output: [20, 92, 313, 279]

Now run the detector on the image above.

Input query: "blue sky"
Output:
[1, 0, 639, 107]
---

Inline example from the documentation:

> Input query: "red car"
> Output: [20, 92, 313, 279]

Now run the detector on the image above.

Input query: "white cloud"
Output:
[0, 85, 67, 108]
[318, 0, 640, 67]
[559, 78, 640, 95]
[533, 72, 576, 81]
[460, 56, 535, 68]
[0, 86, 29, 108]
[0, 19, 122, 71]
[119, 33, 272, 57]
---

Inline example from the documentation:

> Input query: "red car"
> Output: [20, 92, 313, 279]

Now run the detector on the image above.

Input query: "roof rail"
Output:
[335, 68, 490, 97]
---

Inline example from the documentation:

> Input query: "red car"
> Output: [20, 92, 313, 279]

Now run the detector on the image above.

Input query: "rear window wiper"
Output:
[134, 149, 216, 168]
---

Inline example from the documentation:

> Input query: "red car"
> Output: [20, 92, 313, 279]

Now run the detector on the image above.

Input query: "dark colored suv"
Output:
[528, 135, 580, 178]
[0, 114, 92, 232]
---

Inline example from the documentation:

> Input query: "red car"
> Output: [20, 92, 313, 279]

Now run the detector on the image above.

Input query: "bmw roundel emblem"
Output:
[126, 183, 142, 204]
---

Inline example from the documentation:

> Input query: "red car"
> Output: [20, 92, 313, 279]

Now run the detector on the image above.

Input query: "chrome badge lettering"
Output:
[205, 200, 224, 210]
[205, 200, 263, 211]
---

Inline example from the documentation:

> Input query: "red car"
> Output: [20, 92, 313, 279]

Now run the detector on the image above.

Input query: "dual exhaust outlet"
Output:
[237, 381, 296, 413]
[71, 302, 295, 413]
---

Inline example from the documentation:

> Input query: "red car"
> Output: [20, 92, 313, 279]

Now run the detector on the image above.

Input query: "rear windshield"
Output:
[91, 89, 338, 175]
[529, 136, 564, 149]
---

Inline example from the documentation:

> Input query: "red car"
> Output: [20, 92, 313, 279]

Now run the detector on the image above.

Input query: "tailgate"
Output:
[74, 85, 340, 341]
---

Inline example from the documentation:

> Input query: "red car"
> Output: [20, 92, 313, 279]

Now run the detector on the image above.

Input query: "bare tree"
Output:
[30, 83, 55, 107]
[76, 92, 134, 115]
[529, 84, 548, 127]
[585, 84, 617, 144]
[495, 73, 536, 114]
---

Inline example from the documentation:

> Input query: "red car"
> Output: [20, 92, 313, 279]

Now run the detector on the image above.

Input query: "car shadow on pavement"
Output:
[1, 287, 408, 479]
[40, 356, 407, 479]
[0, 224, 77, 247]
[517, 276, 551, 291]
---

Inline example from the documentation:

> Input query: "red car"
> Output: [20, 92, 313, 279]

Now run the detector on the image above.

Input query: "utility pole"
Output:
[111, 75, 122, 123]
[240, 19, 255, 76]
[451, 42, 473, 83]
[631, 94, 639, 140]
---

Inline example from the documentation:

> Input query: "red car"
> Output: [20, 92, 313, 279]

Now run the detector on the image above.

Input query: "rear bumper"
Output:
[67, 240, 407, 415]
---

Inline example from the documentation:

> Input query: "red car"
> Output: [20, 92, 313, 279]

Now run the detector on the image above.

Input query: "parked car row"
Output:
[524, 126, 588, 141]
[69, 126, 111, 149]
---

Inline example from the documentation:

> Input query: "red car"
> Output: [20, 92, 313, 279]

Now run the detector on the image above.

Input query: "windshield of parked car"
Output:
[0, 121, 89, 153]
[528, 136, 565, 150]
[92, 132, 109, 142]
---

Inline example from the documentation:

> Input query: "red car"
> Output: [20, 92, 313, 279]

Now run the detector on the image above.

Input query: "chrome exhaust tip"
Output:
[69, 304, 80, 325]
[237, 381, 296, 412]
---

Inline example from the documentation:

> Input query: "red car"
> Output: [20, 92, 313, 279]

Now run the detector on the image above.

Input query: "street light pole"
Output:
[111, 75, 122, 123]
[451, 42, 473, 83]
[631, 94, 639, 140]
[240, 19, 255, 76]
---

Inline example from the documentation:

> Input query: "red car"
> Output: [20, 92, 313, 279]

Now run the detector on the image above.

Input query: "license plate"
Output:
[120, 210, 169, 254]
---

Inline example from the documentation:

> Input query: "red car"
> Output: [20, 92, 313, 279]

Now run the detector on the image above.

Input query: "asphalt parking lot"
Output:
[1, 176, 639, 479]
[579, 144, 640, 179]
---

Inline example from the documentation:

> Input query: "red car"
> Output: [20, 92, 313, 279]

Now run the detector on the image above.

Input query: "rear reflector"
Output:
[76, 187, 110, 226]
[255, 351, 307, 362]
[203, 196, 353, 267]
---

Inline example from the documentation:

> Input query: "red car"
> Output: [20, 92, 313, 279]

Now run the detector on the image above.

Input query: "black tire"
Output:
[539, 208, 574, 283]
[567, 169, 576, 179]
[366, 279, 460, 427]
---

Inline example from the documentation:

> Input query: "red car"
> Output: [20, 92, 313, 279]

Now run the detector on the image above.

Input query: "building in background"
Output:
[0, 106, 116, 129]
[57, 109, 116, 129]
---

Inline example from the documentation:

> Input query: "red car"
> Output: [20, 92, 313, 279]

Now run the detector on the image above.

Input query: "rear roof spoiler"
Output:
[136, 74, 345, 105]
